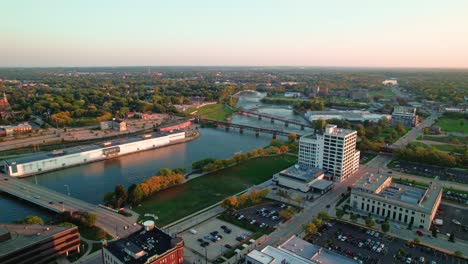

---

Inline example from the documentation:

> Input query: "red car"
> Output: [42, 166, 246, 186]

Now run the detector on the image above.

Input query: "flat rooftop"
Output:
[378, 183, 425, 205]
[250, 236, 358, 264]
[4, 131, 178, 165]
[311, 179, 334, 190]
[325, 124, 356, 137]
[0, 224, 76, 257]
[105, 227, 179, 264]
[279, 165, 323, 183]
[353, 173, 390, 193]
[353, 175, 443, 213]
[393, 106, 416, 115]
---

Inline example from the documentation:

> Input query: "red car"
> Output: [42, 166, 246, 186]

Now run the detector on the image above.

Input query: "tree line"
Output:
[103, 168, 186, 208]
[395, 142, 468, 169]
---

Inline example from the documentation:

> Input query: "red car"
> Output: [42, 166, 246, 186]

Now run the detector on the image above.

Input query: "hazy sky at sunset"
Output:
[2, 0, 468, 68]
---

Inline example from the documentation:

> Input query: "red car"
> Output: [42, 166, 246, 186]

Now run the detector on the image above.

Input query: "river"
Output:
[0, 93, 307, 223]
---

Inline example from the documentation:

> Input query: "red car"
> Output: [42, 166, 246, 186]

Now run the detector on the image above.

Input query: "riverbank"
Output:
[134, 154, 297, 226]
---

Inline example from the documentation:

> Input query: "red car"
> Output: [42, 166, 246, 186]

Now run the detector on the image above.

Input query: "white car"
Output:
[406, 257, 412, 264]
[452, 219, 461, 225]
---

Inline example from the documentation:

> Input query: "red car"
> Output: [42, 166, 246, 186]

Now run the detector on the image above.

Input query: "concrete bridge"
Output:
[0, 176, 141, 239]
[195, 118, 301, 139]
[237, 109, 312, 130]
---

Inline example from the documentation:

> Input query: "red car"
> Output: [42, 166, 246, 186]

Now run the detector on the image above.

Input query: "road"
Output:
[391, 112, 439, 148]
[0, 176, 140, 238]
[258, 112, 444, 247]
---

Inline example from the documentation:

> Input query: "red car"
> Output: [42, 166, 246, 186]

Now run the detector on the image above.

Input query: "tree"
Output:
[279, 208, 296, 221]
[413, 237, 421, 244]
[336, 209, 345, 219]
[381, 222, 390, 233]
[221, 196, 238, 209]
[312, 217, 323, 228]
[313, 118, 327, 131]
[288, 133, 297, 142]
[317, 211, 330, 222]
[365, 216, 375, 228]
[454, 251, 463, 257]
[81, 212, 97, 227]
[128, 184, 145, 205]
[96, 228, 107, 240]
[114, 184, 128, 209]
[236, 193, 249, 208]
[304, 223, 318, 236]
[279, 145, 289, 153]
[17, 215, 44, 225]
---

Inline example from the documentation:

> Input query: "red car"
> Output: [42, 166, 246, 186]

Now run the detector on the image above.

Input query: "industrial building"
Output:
[390, 106, 419, 127]
[0, 224, 80, 264]
[305, 110, 390, 123]
[245, 235, 357, 264]
[272, 165, 333, 193]
[350, 174, 443, 230]
[102, 221, 184, 264]
[299, 125, 360, 182]
[2, 131, 185, 177]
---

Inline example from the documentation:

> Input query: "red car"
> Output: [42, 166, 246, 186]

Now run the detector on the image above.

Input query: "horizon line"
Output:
[1, 65, 468, 70]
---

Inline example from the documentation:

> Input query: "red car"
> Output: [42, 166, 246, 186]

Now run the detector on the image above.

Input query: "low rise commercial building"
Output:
[390, 106, 419, 127]
[0, 123, 32, 136]
[272, 165, 333, 193]
[0, 224, 80, 264]
[103, 222, 184, 264]
[350, 174, 442, 230]
[245, 235, 357, 264]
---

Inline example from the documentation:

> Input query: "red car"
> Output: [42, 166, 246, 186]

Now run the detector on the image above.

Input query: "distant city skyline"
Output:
[2, 0, 468, 68]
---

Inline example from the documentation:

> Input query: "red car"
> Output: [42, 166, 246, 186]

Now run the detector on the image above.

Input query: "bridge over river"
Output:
[0, 175, 140, 238]
[237, 109, 312, 130]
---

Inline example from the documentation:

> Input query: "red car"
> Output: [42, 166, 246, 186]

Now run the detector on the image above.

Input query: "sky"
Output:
[2, 0, 468, 68]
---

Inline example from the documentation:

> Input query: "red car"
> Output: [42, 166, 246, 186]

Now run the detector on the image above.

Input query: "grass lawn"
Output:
[70, 116, 99, 127]
[434, 117, 468, 134]
[184, 103, 234, 121]
[421, 135, 468, 145]
[134, 155, 297, 226]
[432, 144, 467, 154]
[368, 89, 394, 99]
[78, 225, 113, 241]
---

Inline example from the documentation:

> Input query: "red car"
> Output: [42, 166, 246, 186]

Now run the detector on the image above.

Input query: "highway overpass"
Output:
[0, 176, 141, 238]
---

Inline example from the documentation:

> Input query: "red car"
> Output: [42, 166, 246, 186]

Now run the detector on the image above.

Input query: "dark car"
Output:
[224, 244, 232, 249]
[221, 225, 227, 230]
[326, 204, 331, 208]
[197, 238, 203, 243]
[49, 201, 54, 205]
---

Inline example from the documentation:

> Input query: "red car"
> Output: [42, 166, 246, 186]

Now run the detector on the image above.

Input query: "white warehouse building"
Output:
[3, 131, 185, 177]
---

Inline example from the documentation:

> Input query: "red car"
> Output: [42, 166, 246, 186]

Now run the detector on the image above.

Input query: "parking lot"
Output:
[436, 203, 468, 241]
[392, 161, 468, 184]
[310, 221, 463, 264]
[180, 218, 251, 261]
[234, 201, 290, 228]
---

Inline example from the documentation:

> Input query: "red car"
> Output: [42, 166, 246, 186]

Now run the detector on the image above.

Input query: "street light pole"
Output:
[64, 184, 70, 196]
